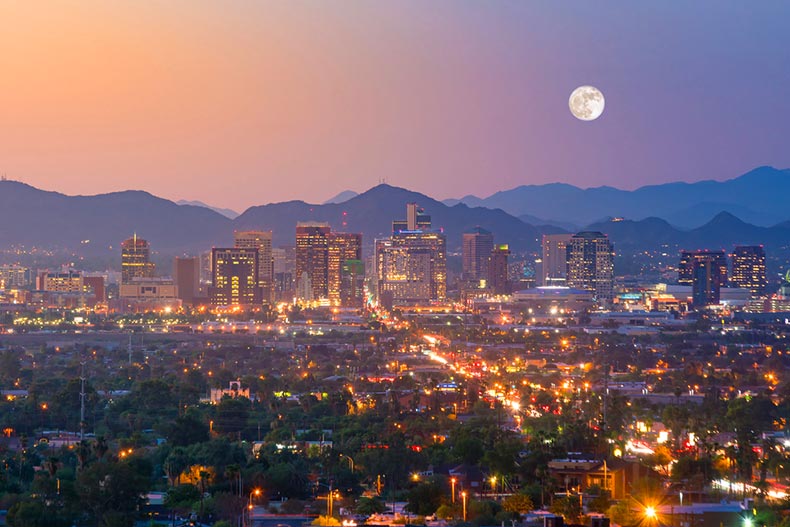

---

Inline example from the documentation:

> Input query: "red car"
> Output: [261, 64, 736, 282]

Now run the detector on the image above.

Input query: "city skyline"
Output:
[2, 2, 790, 209]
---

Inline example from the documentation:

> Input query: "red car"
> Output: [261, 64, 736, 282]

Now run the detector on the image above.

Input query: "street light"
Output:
[645, 506, 657, 523]
[462, 491, 468, 522]
[450, 477, 457, 504]
[489, 476, 497, 498]
[340, 453, 355, 472]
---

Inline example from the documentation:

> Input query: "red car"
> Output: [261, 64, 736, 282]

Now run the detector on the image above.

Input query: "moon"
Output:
[569, 85, 605, 121]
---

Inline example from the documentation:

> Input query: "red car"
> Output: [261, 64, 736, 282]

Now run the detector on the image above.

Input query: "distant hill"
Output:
[176, 200, 239, 219]
[236, 184, 563, 252]
[449, 166, 790, 227]
[0, 181, 558, 258]
[585, 212, 790, 253]
[323, 190, 359, 204]
[0, 181, 233, 256]
[3, 174, 790, 267]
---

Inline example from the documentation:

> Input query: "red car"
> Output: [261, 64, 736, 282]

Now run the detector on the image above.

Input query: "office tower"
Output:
[730, 245, 767, 296]
[692, 257, 723, 307]
[0, 265, 29, 289]
[392, 203, 432, 234]
[376, 231, 446, 304]
[678, 250, 727, 286]
[234, 230, 274, 302]
[341, 259, 366, 307]
[462, 227, 494, 281]
[273, 246, 296, 301]
[542, 234, 573, 286]
[174, 256, 200, 305]
[328, 232, 363, 305]
[295, 222, 331, 301]
[121, 235, 155, 284]
[488, 244, 510, 295]
[210, 248, 260, 306]
[566, 231, 615, 301]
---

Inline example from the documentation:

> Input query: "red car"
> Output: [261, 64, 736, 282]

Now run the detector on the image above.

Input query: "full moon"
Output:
[569, 85, 605, 121]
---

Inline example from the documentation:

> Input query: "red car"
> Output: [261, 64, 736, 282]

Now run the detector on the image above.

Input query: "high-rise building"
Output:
[678, 250, 727, 286]
[392, 203, 432, 234]
[295, 222, 331, 301]
[210, 248, 260, 306]
[542, 234, 573, 286]
[376, 232, 446, 304]
[234, 230, 274, 302]
[174, 256, 200, 305]
[272, 246, 296, 301]
[328, 232, 362, 305]
[488, 244, 510, 295]
[121, 235, 155, 284]
[730, 245, 767, 296]
[341, 259, 366, 308]
[462, 227, 494, 282]
[566, 231, 615, 301]
[692, 256, 723, 307]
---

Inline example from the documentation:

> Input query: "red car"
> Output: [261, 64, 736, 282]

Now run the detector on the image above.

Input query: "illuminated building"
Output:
[121, 235, 155, 284]
[0, 265, 29, 289]
[678, 250, 727, 286]
[541, 234, 573, 286]
[328, 232, 362, 305]
[234, 230, 274, 302]
[462, 227, 494, 282]
[487, 244, 510, 295]
[37, 270, 83, 292]
[566, 231, 614, 302]
[691, 256, 724, 307]
[210, 248, 261, 306]
[117, 278, 180, 313]
[730, 245, 767, 296]
[173, 256, 200, 305]
[375, 228, 446, 305]
[295, 222, 330, 301]
[341, 259, 365, 307]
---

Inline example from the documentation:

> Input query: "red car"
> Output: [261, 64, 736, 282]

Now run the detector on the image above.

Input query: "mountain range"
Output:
[2, 166, 790, 267]
[445, 166, 790, 228]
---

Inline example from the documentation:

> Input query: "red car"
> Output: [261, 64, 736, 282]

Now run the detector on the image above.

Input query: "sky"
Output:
[2, 1, 790, 210]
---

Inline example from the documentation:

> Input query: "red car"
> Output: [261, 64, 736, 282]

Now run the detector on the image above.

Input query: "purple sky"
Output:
[1, 1, 789, 209]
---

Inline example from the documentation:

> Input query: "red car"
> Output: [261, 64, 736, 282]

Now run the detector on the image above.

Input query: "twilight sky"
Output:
[2, 1, 790, 210]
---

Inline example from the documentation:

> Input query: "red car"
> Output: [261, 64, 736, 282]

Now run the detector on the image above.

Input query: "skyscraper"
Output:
[692, 256, 723, 307]
[234, 230, 274, 302]
[462, 227, 494, 282]
[566, 231, 615, 301]
[328, 232, 363, 305]
[174, 256, 200, 305]
[488, 244, 510, 295]
[121, 235, 155, 284]
[678, 250, 727, 286]
[730, 245, 767, 296]
[295, 222, 331, 301]
[376, 227, 446, 304]
[542, 234, 573, 286]
[210, 248, 260, 306]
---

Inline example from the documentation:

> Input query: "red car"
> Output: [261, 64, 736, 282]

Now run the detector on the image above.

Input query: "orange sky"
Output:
[2, 2, 789, 210]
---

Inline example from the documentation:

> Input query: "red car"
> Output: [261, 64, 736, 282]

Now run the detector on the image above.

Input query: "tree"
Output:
[168, 410, 210, 447]
[405, 481, 444, 516]
[75, 460, 149, 527]
[502, 493, 534, 515]
[355, 497, 386, 515]
[213, 397, 250, 437]
[550, 496, 581, 524]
